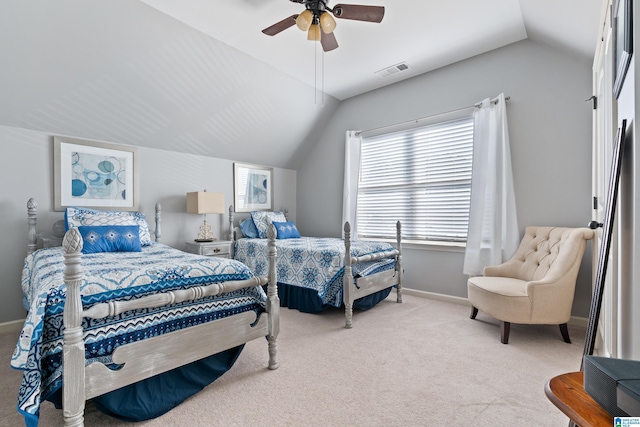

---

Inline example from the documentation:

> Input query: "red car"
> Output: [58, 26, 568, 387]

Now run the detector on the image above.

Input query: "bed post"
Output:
[27, 198, 38, 254]
[228, 205, 236, 258]
[154, 203, 162, 243]
[266, 224, 279, 370]
[228, 205, 234, 242]
[343, 221, 354, 329]
[62, 228, 86, 427]
[396, 221, 403, 304]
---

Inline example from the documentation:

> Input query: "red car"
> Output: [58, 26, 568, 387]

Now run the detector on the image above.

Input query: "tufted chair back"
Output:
[483, 226, 594, 283]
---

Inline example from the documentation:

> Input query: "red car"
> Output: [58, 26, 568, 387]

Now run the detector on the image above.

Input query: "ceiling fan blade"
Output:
[332, 4, 384, 23]
[262, 14, 299, 36]
[321, 31, 339, 52]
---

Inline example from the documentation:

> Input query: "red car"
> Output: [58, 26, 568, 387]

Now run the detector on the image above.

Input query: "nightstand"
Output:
[185, 240, 232, 259]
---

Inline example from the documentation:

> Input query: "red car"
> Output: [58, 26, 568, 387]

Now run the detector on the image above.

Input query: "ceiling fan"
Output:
[262, 0, 385, 52]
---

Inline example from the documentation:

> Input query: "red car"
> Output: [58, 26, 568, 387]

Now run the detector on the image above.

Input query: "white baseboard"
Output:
[401, 287, 589, 328]
[401, 287, 471, 306]
[0, 319, 24, 334]
[567, 315, 589, 328]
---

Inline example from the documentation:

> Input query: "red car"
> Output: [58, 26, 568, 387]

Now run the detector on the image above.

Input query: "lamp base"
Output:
[195, 221, 215, 242]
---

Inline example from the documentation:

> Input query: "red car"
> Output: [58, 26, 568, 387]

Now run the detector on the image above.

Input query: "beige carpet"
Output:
[1, 292, 584, 426]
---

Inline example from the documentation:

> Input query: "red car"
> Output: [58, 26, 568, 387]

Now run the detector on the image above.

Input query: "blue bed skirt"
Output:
[276, 283, 392, 313]
[46, 345, 244, 422]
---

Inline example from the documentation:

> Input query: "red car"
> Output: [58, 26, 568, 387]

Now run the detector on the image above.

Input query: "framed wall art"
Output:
[53, 136, 139, 211]
[233, 162, 273, 212]
[613, 0, 633, 99]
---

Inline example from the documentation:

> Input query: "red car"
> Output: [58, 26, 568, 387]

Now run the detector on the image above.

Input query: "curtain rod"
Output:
[356, 95, 510, 137]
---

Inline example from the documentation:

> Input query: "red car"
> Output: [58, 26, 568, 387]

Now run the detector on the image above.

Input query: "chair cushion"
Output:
[468, 276, 533, 324]
[468, 276, 528, 297]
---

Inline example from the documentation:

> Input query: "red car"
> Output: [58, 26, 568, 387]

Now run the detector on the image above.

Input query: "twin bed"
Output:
[12, 200, 402, 426]
[229, 208, 403, 328]
[13, 199, 279, 427]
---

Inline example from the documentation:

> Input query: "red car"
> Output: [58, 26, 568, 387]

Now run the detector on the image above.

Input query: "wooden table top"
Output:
[545, 371, 613, 427]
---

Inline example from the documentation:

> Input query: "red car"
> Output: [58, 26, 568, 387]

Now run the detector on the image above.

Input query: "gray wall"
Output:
[0, 125, 296, 324]
[297, 39, 595, 317]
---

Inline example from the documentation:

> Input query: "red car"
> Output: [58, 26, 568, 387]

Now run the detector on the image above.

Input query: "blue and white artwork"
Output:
[234, 163, 273, 212]
[55, 137, 138, 210]
[71, 152, 127, 201]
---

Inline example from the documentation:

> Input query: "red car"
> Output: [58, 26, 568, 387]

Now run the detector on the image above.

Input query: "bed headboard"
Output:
[26, 198, 162, 254]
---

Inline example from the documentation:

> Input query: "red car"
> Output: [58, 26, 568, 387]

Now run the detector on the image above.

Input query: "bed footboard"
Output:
[85, 310, 269, 399]
[343, 221, 402, 329]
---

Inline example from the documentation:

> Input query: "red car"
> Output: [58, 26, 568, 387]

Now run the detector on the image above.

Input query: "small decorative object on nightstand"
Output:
[186, 190, 224, 242]
[185, 240, 232, 259]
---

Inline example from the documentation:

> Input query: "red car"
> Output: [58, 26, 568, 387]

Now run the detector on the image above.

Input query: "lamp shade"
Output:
[319, 12, 336, 34]
[186, 191, 224, 214]
[307, 24, 321, 41]
[296, 9, 313, 31]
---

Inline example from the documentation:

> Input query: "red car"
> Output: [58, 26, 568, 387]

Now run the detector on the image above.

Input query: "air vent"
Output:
[375, 62, 410, 78]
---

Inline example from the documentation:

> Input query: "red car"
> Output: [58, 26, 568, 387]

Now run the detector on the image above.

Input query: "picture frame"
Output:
[53, 136, 139, 211]
[613, 0, 633, 99]
[233, 162, 273, 212]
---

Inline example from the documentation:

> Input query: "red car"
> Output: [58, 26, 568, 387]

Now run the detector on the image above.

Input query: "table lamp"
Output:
[186, 190, 224, 242]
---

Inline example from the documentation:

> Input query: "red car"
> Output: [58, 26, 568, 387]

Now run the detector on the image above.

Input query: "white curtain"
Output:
[463, 93, 519, 276]
[342, 130, 362, 238]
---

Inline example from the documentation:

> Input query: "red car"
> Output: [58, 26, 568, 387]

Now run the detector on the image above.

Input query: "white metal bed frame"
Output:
[25, 198, 280, 427]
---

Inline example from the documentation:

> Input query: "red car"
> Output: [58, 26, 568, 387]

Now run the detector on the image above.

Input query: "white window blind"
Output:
[357, 115, 474, 242]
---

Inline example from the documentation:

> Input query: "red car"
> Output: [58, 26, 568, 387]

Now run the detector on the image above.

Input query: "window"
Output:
[356, 111, 474, 243]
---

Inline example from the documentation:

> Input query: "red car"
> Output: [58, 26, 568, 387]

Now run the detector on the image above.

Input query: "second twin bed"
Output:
[230, 209, 403, 328]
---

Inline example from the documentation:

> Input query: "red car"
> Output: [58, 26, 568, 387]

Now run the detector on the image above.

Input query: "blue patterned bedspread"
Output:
[234, 237, 396, 307]
[12, 242, 266, 426]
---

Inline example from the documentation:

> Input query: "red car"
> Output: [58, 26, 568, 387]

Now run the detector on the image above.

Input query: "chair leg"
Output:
[470, 306, 478, 319]
[559, 323, 571, 343]
[500, 321, 510, 344]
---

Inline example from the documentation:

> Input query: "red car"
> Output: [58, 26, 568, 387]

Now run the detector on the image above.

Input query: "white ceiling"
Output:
[0, 1, 605, 170]
[140, 0, 605, 100]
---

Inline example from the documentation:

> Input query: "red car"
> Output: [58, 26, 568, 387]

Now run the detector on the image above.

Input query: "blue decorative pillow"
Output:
[250, 211, 287, 239]
[239, 217, 259, 238]
[272, 221, 301, 239]
[65, 207, 152, 246]
[78, 225, 142, 254]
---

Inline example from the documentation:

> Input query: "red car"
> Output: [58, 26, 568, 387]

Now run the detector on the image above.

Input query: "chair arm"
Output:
[526, 272, 578, 323]
[483, 259, 524, 278]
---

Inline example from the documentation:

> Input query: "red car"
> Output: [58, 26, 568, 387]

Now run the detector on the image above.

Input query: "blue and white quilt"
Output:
[234, 237, 396, 307]
[12, 243, 266, 427]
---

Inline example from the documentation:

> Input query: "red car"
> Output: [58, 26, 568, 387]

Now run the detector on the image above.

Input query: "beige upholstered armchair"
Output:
[467, 226, 594, 344]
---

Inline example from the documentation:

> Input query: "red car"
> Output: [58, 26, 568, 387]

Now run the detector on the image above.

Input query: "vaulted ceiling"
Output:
[1, 1, 603, 169]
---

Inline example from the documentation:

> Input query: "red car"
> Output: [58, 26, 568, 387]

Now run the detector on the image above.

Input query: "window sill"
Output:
[363, 238, 466, 253]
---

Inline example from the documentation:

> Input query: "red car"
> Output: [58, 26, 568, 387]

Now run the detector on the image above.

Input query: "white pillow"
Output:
[250, 211, 287, 239]
[65, 206, 152, 246]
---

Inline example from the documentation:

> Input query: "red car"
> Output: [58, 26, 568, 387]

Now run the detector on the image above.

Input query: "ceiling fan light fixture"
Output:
[319, 12, 336, 34]
[296, 9, 313, 31]
[307, 23, 321, 41]
[263, 1, 385, 52]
